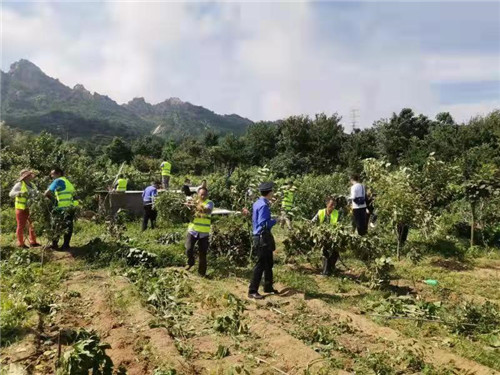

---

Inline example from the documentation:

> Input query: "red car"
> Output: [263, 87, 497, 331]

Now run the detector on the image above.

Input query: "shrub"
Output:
[210, 216, 252, 266]
[155, 192, 193, 224]
[293, 173, 349, 219]
[82, 238, 128, 266]
[157, 232, 183, 245]
[282, 222, 317, 260]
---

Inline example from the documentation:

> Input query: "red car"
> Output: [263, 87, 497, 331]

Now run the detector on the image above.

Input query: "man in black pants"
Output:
[184, 187, 213, 276]
[349, 174, 368, 236]
[248, 182, 279, 300]
[142, 181, 159, 231]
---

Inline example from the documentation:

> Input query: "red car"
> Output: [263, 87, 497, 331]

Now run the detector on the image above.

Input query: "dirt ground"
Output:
[2, 250, 499, 375]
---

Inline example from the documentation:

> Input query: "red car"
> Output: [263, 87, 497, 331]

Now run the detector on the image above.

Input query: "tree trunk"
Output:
[470, 202, 476, 249]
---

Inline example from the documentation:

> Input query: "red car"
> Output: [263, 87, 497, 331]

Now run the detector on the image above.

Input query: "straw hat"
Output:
[18, 169, 35, 181]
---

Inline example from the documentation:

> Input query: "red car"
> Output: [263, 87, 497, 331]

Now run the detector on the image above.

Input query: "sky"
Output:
[2, 1, 499, 128]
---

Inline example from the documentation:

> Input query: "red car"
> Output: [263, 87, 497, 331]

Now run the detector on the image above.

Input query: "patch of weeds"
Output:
[213, 344, 230, 359]
[213, 293, 248, 335]
[67, 290, 81, 298]
[363, 352, 394, 375]
[448, 301, 500, 337]
[0, 297, 28, 346]
[154, 369, 177, 375]
[275, 267, 319, 296]
[225, 365, 251, 375]
[126, 248, 158, 268]
[126, 267, 193, 339]
[82, 238, 128, 267]
[174, 339, 194, 359]
[365, 295, 441, 321]
[157, 232, 183, 245]
[369, 257, 395, 289]
[56, 329, 113, 375]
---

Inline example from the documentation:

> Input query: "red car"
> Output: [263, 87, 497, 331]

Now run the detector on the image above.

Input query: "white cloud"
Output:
[1, 2, 498, 128]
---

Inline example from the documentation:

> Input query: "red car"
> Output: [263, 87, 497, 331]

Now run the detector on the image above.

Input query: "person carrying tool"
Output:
[9, 169, 40, 248]
[45, 168, 78, 250]
[185, 187, 213, 276]
[248, 182, 280, 299]
[160, 160, 172, 189]
[312, 196, 340, 275]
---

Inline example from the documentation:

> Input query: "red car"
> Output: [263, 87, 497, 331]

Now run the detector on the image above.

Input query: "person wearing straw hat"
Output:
[9, 169, 40, 248]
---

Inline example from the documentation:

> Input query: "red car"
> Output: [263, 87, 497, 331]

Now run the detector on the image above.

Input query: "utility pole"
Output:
[350, 109, 359, 133]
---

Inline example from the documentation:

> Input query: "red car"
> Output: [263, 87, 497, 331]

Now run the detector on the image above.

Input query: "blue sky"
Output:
[2, 1, 499, 127]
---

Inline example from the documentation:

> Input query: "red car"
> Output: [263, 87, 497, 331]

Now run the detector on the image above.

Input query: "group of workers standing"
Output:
[10, 159, 372, 300]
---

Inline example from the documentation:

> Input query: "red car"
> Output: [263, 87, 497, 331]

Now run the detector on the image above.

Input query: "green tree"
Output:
[104, 137, 133, 164]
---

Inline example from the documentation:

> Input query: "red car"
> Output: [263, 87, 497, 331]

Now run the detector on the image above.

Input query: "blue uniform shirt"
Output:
[142, 185, 158, 205]
[48, 178, 66, 193]
[252, 197, 276, 235]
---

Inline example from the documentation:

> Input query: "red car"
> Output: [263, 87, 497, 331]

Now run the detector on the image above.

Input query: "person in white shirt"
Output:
[349, 174, 368, 236]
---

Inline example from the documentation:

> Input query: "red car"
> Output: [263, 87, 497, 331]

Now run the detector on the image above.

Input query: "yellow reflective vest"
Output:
[116, 178, 127, 192]
[161, 161, 171, 177]
[15, 181, 34, 210]
[318, 209, 339, 225]
[54, 177, 77, 209]
[188, 199, 213, 234]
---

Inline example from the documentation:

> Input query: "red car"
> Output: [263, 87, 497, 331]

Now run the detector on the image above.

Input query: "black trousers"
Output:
[353, 208, 368, 236]
[397, 223, 409, 246]
[249, 235, 274, 294]
[322, 249, 339, 275]
[185, 233, 209, 276]
[52, 210, 74, 248]
[142, 205, 157, 231]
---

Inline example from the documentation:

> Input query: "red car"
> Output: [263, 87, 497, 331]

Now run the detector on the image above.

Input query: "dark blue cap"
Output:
[258, 181, 274, 192]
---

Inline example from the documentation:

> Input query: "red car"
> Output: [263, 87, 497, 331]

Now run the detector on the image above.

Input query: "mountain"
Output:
[0, 59, 253, 140]
[124, 97, 253, 139]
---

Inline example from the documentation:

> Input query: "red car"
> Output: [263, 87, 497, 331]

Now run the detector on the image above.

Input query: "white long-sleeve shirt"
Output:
[9, 181, 38, 198]
[350, 183, 367, 209]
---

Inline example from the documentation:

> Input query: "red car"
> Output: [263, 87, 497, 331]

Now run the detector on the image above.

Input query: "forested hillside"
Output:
[0, 60, 252, 141]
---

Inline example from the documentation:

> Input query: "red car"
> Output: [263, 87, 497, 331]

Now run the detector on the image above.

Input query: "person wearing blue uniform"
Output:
[142, 181, 159, 231]
[248, 182, 280, 299]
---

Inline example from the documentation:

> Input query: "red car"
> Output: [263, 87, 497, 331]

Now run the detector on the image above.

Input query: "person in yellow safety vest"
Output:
[185, 186, 213, 276]
[280, 181, 295, 230]
[160, 161, 172, 189]
[9, 169, 40, 248]
[312, 196, 340, 276]
[44, 168, 78, 251]
[114, 176, 128, 192]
